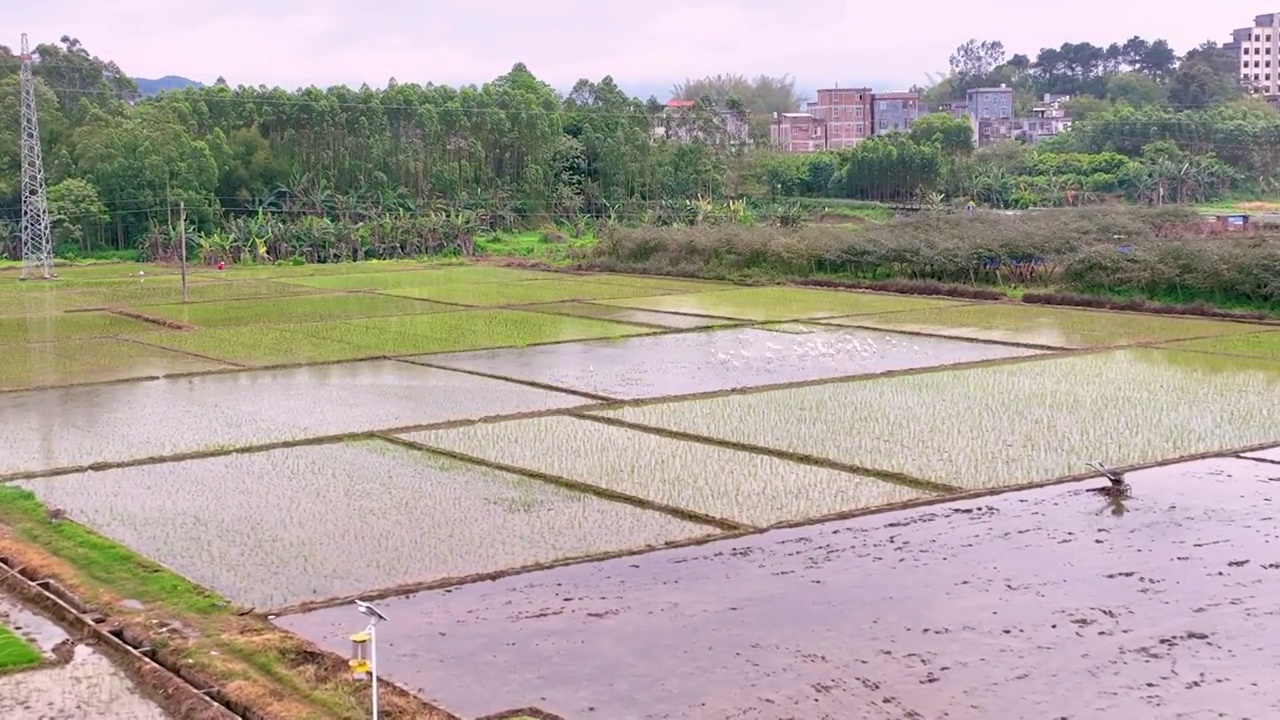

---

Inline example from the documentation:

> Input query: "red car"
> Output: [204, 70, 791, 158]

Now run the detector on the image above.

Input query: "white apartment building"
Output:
[1230, 12, 1280, 95]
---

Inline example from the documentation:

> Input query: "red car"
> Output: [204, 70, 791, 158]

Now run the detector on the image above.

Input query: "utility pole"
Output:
[18, 34, 53, 281]
[179, 201, 188, 302]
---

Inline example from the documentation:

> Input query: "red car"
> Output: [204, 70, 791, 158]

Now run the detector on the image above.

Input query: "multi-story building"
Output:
[769, 113, 826, 152]
[804, 87, 873, 149]
[964, 85, 1015, 120]
[870, 92, 922, 134]
[1229, 13, 1280, 95]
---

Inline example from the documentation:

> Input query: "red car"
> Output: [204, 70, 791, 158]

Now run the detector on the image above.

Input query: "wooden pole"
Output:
[179, 201, 188, 303]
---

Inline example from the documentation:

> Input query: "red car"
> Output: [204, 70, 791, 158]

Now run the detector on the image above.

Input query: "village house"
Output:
[768, 88, 922, 152]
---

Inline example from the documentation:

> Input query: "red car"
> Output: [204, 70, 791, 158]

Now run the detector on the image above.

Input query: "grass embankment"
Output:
[576, 207, 1280, 318]
[0, 624, 41, 672]
[0, 485, 448, 719]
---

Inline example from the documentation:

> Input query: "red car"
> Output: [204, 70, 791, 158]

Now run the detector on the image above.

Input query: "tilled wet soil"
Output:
[279, 456, 1280, 719]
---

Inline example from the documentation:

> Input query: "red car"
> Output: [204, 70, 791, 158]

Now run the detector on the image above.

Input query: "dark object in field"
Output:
[1086, 461, 1131, 499]
[46, 507, 65, 523]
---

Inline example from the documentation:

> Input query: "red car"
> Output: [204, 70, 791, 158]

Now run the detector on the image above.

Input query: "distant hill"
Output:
[132, 76, 203, 96]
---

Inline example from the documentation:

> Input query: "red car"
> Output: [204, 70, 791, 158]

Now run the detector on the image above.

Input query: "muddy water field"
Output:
[278, 457, 1280, 719]
[2, 263, 1280, 718]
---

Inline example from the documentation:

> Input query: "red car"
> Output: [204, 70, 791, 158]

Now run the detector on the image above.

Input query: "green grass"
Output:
[475, 230, 595, 262]
[599, 286, 965, 322]
[382, 278, 661, 306]
[0, 486, 225, 615]
[143, 293, 456, 328]
[1162, 331, 1280, 360]
[0, 625, 41, 672]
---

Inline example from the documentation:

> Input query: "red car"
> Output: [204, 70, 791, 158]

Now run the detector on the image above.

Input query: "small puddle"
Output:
[279, 456, 1280, 719]
[0, 593, 69, 653]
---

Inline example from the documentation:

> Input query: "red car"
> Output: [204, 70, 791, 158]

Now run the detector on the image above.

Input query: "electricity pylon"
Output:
[18, 33, 53, 280]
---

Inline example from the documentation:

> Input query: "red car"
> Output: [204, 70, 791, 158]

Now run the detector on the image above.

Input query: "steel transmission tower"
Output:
[18, 33, 53, 280]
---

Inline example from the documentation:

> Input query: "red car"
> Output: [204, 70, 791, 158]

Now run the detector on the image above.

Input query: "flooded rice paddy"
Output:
[522, 302, 736, 329]
[404, 416, 928, 527]
[0, 360, 587, 476]
[382, 278, 666, 306]
[597, 348, 1280, 489]
[143, 292, 454, 327]
[138, 309, 653, 367]
[0, 338, 229, 391]
[598, 286, 964, 321]
[3, 264, 1279, 717]
[16, 440, 714, 608]
[422, 326, 1042, 399]
[823, 303, 1264, 349]
[1164, 330, 1280, 361]
[277, 456, 1280, 720]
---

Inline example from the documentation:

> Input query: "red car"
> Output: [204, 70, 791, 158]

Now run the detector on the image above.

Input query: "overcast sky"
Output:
[5, 1, 1269, 95]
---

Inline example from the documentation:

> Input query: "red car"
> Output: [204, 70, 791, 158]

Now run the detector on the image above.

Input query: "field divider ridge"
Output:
[1236, 451, 1280, 466]
[267, 518, 745, 618]
[570, 412, 960, 495]
[380, 433, 749, 532]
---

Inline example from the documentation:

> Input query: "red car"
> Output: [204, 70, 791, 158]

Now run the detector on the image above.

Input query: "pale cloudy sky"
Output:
[4, 1, 1270, 95]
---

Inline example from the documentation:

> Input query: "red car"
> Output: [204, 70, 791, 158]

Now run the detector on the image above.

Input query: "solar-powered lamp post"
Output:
[351, 600, 388, 719]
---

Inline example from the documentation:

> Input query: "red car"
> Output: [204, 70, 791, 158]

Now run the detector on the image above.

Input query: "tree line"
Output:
[0, 35, 1277, 263]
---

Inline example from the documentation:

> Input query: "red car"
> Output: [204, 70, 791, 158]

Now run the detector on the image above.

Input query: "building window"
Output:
[1256, 60, 1262, 67]
[855, 122, 864, 135]
[854, 106, 863, 118]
